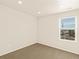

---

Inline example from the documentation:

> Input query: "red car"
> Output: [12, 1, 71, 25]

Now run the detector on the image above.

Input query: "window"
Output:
[59, 16, 77, 41]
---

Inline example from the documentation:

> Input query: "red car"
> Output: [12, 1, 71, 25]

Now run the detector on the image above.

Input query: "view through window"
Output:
[59, 16, 77, 41]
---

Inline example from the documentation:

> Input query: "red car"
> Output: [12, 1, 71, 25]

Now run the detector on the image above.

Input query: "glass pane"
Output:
[61, 17, 75, 29]
[59, 16, 76, 41]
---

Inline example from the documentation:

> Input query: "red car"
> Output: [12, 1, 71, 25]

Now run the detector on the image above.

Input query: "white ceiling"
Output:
[0, 0, 79, 16]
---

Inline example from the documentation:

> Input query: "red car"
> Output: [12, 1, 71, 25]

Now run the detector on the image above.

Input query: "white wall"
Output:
[38, 9, 79, 55]
[0, 5, 37, 56]
[0, 4, 79, 56]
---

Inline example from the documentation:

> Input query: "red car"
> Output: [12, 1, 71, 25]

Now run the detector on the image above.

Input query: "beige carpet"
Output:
[0, 43, 79, 59]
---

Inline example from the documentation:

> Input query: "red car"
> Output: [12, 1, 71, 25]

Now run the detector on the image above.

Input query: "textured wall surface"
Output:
[38, 9, 79, 55]
[0, 5, 37, 56]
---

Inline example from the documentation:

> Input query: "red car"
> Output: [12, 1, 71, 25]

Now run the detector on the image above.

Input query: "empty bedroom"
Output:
[0, 0, 79, 59]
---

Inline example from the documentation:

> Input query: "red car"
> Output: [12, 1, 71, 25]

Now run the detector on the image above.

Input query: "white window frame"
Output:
[59, 16, 77, 42]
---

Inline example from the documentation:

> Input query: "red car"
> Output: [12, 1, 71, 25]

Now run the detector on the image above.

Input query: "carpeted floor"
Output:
[0, 43, 79, 59]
